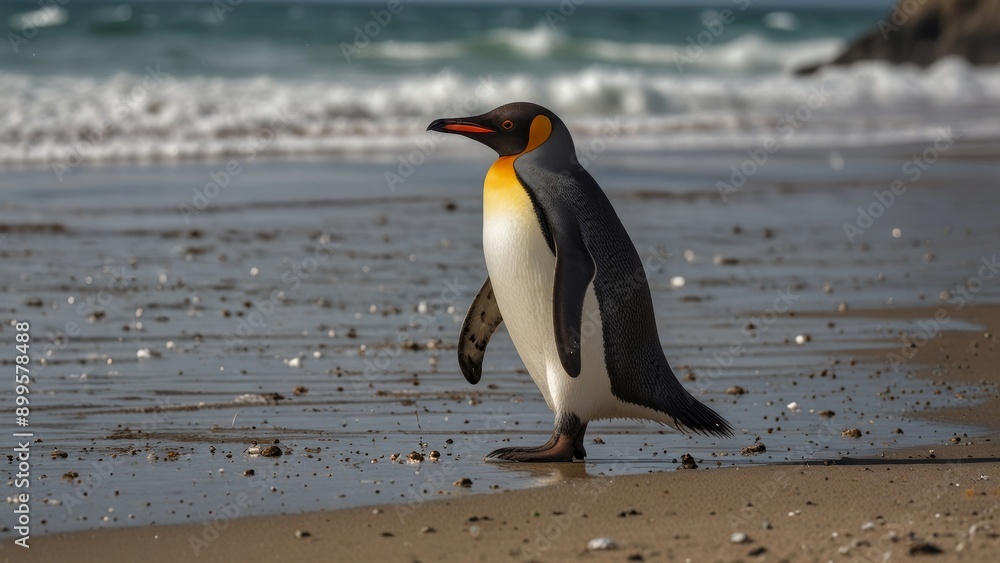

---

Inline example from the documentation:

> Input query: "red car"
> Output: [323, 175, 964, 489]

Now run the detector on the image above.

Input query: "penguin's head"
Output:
[427, 102, 571, 157]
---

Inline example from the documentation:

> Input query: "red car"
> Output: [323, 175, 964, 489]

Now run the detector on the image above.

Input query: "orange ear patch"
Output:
[523, 115, 552, 153]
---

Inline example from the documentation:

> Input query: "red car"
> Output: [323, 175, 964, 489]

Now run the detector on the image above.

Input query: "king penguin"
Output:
[427, 102, 733, 462]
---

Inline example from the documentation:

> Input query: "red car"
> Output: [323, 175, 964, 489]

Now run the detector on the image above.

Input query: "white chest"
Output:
[481, 158, 559, 407]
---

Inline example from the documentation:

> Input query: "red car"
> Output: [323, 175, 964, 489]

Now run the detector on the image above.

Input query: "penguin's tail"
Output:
[667, 390, 735, 439]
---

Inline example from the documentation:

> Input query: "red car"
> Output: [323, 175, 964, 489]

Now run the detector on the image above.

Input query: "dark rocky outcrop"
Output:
[797, 0, 1000, 74]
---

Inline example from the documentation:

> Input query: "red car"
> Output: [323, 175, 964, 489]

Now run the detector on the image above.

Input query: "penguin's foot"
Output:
[485, 413, 588, 462]
[484, 433, 576, 462]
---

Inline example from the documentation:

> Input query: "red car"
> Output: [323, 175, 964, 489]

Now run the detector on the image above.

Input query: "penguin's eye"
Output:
[501, 120, 514, 130]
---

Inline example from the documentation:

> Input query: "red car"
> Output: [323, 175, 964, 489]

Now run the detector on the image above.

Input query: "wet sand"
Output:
[5, 304, 998, 562]
[1, 142, 999, 559]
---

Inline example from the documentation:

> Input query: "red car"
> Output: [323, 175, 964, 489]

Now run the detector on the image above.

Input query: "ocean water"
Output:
[3, 1, 1000, 168]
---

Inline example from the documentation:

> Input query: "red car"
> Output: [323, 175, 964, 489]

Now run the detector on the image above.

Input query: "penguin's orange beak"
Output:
[427, 118, 495, 134]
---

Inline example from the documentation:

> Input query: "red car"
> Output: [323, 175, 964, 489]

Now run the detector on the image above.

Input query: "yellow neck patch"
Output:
[483, 115, 552, 213]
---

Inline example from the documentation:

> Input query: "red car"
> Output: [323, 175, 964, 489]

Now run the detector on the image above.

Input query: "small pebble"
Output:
[679, 453, 698, 469]
[51, 449, 68, 459]
[454, 477, 473, 488]
[731, 532, 749, 544]
[842, 428, 862, 439]
[294, 530, 310, 539]
[726, 386, 747, 395]
[794, 334, 811, 345]
[259, 445, 282, 457]
[587, 537, 618, 551]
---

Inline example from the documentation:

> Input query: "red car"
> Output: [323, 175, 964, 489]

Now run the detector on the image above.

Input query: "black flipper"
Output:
[458, 277, 503, 384]
[551, 214, 595, 378]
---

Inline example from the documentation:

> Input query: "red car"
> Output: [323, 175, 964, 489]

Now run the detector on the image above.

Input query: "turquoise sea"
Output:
[4, 0, 999, 167]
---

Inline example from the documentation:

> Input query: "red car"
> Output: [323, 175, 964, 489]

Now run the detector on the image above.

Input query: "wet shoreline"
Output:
[2, 143, 998, 538]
